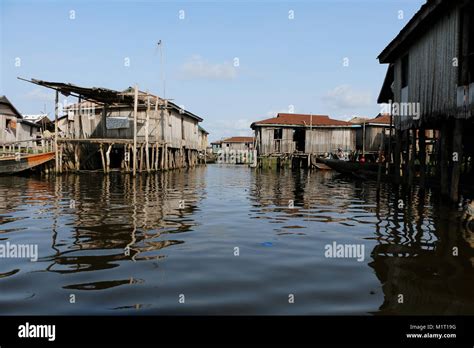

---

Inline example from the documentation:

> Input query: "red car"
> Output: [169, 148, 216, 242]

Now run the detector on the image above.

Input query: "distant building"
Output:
[251, 113, 357, 155]
[0, 96, 41, 147]
[221, 136, 254, 151]
[23, 114, 54, 132]
[349, 113, 392, 154]
[210, 140, 222, 154]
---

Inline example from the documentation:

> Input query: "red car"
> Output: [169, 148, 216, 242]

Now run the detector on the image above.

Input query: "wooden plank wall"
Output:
[61, 106, 201, 150]
[392, 6, 459, 130]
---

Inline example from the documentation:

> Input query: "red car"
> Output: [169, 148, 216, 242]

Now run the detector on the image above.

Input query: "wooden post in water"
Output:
[99, 144, 106, 173]
[145, 94, 150, 173]
[450, 119, 463, 202]
[106, 143, 112, 174]
[393, 129, 401, 184]
[439, 123, 450, 197]
[54, 90, 59, 173]
[408, 129, 416, 185]
[132, 85, 138, 176]
[418, 128, 426, 187]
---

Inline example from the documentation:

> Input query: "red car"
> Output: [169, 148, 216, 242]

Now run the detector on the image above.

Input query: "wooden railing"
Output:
[0, 138, 55, 157]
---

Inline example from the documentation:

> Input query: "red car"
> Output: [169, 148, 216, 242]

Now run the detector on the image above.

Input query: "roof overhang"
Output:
[377, 0, 457, 64]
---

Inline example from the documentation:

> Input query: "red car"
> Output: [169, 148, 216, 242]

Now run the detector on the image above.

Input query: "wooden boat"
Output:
[0, 152, 55, 175]
[318, 158, 387, 180]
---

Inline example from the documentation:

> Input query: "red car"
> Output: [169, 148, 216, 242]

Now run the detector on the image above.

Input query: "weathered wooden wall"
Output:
[392, 6, 460, 130]
[305, 128, 356, 154]
[60, 104, 201, 150]
[257, 127, 296, 155]
[355, 126, 387, 153]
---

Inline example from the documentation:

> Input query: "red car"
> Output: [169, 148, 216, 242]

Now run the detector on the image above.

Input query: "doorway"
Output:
[294, 128, 305, 152]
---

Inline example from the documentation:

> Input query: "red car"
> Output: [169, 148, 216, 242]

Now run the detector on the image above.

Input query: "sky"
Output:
[0, 0, 425, 142]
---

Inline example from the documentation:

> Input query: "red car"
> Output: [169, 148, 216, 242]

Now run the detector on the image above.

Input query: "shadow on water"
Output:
[0, 165, 473, 314]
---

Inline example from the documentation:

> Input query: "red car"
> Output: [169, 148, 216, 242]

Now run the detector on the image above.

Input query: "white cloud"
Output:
[25, 88, 55, 102]
[179, 55, 237, 80]
[322, 85, 372, 111]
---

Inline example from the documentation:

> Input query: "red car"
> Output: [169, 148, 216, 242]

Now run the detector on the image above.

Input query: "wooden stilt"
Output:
[393, 130, 402, 184]
[450, 119, 463, 202]
[145, 95, 150, 173]
[132, 85, 138, 176]
[440, 123, 450, 197]
[418, 128, 426, 187]
[74, 144, 80, 171]
[139, 145, 144, 173]
[408, 129, 416, 185]
[106, 143, 112, 174]
[99, 144, 106, 173]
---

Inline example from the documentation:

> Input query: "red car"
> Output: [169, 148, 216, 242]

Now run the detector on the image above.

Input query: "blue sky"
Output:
[0, 0, 425, 141]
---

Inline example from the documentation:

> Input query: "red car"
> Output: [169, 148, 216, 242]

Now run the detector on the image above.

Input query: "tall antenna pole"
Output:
[158, 40, 166, 100]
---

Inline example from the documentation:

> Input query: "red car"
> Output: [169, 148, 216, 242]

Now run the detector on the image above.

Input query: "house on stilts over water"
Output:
[20, 78, 206, 174]
[377, 0, 474, 202]
[250, 113, 358, 169]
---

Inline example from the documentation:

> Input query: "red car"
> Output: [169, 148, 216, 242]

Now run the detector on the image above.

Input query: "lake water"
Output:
[0, 165, 473, 315]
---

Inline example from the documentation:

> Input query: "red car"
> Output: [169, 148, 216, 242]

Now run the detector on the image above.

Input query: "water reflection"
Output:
[0, 166, 473, 314]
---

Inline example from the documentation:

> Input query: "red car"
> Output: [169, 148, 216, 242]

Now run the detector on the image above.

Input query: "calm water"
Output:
[1, 165, 474, 315]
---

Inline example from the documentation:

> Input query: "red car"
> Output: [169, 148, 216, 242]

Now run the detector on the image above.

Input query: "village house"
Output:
[22, 78, 206, 173]
[0, 96, 42, 148]
[220, 136, 254, 151]
[251, 113, 357, 156]
[210, 140, 222, 154]
[349, 113, 392, 155]
[377, 0, 473, 202]
[23, 113, 54, 133]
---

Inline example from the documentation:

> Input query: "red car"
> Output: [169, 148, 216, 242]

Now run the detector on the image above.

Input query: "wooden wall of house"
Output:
[63, 106, 201, 150]
[222, 142, 253, 151]
[198, 131, 208, 151]
[392, 6, 460, 130]
[16, 122, 41, 144]
[256, 127, 296, 155]
[305, 128, 355, 154]
[355, 126, 386, 153]
[0, 115, 40, 146]
[0, 115, 16, 143]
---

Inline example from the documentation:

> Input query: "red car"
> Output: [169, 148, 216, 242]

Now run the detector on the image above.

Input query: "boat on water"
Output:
[0, 152, 55, 175]
[318, 158, 387, 180]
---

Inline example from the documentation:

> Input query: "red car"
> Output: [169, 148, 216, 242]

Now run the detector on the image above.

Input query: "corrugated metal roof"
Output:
[251, 113, 354, 128]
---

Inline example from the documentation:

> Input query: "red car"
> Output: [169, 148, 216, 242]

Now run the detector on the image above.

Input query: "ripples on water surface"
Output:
[0, 165, 473, 315]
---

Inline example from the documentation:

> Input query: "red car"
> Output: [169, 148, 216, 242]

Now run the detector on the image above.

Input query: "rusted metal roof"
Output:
[251, 113, 354, 128]
[18, 78, 203, 122]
